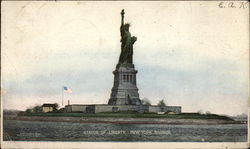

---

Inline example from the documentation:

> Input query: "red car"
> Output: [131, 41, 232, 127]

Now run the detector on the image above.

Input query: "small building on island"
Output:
[42, 104, 57, 113]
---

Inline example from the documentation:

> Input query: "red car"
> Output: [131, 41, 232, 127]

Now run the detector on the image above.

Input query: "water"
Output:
[3, 120, 247, 142]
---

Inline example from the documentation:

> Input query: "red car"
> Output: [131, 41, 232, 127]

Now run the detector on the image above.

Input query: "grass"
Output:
[23, 112, 234, 121]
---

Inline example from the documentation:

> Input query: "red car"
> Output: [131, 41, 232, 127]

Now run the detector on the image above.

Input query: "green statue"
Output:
[118, 9, 137, 65]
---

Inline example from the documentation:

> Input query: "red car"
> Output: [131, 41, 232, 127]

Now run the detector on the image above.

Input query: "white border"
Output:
[1, 142, 249, 149]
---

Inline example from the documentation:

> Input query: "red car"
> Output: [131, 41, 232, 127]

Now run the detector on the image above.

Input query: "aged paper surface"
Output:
[1, 1, 249, 149]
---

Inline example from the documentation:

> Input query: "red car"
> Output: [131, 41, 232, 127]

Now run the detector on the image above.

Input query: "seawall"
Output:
[4, 116, 240, 125]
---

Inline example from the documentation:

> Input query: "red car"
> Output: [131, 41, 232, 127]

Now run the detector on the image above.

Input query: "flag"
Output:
[63, 86, 73, 93]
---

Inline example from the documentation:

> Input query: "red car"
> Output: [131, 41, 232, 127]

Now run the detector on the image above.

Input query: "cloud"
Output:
[3, 55, 248, 116]
[136, 57, 248, 115]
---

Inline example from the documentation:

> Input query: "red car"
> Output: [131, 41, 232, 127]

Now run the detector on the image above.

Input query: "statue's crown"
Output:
[124, 23, 130, 27]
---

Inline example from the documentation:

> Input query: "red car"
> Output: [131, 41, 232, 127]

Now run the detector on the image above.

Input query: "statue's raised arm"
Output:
[121, 9, 125, 26]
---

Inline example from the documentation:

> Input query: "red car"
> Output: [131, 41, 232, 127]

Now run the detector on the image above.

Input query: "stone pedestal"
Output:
[108, 63, 141, 105]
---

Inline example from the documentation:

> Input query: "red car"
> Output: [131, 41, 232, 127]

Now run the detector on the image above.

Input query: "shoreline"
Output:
[4, 116, 245, 125]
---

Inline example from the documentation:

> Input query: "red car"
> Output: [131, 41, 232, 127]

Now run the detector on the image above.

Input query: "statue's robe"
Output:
[118, 25, 137, 64]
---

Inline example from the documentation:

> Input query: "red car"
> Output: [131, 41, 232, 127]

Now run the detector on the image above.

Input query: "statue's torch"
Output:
[121, 9, 125, 25]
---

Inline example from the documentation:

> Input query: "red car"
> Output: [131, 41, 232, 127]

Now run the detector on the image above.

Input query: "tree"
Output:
[33, 105, 42, 113]
[25, 108, 32, 114]
[24, 104, 42, 114]
[205, 111, 211, 115]
[141, 98, 151, 105]
[157, 99, 166, 106]
[54, 103, 59, 110]
[198, 109, 204, 114]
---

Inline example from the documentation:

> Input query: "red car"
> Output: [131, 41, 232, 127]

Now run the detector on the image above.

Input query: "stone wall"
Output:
[148, 106, 161, 113]
[148, 106, 181, 114]
[64, 105, 72, 112]
[65, 104, 181, 114]
[95, 105, 142, 113]
[95, 105, 113, 113]
[65, 105, 87, 112]
[164, 106, 182, 114]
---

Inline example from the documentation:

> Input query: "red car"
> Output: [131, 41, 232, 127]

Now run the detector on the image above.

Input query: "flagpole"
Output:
[62, 86, 64, 107]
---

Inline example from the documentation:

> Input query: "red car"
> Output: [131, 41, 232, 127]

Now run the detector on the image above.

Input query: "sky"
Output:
[1, 1, 249, 116]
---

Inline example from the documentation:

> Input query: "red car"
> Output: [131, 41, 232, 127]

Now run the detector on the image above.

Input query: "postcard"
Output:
[1, 1, 249, 149]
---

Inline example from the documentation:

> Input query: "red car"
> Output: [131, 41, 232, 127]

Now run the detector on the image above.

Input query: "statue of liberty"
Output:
[109, 9, 141, 106]
[118, 9, 137, 65]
